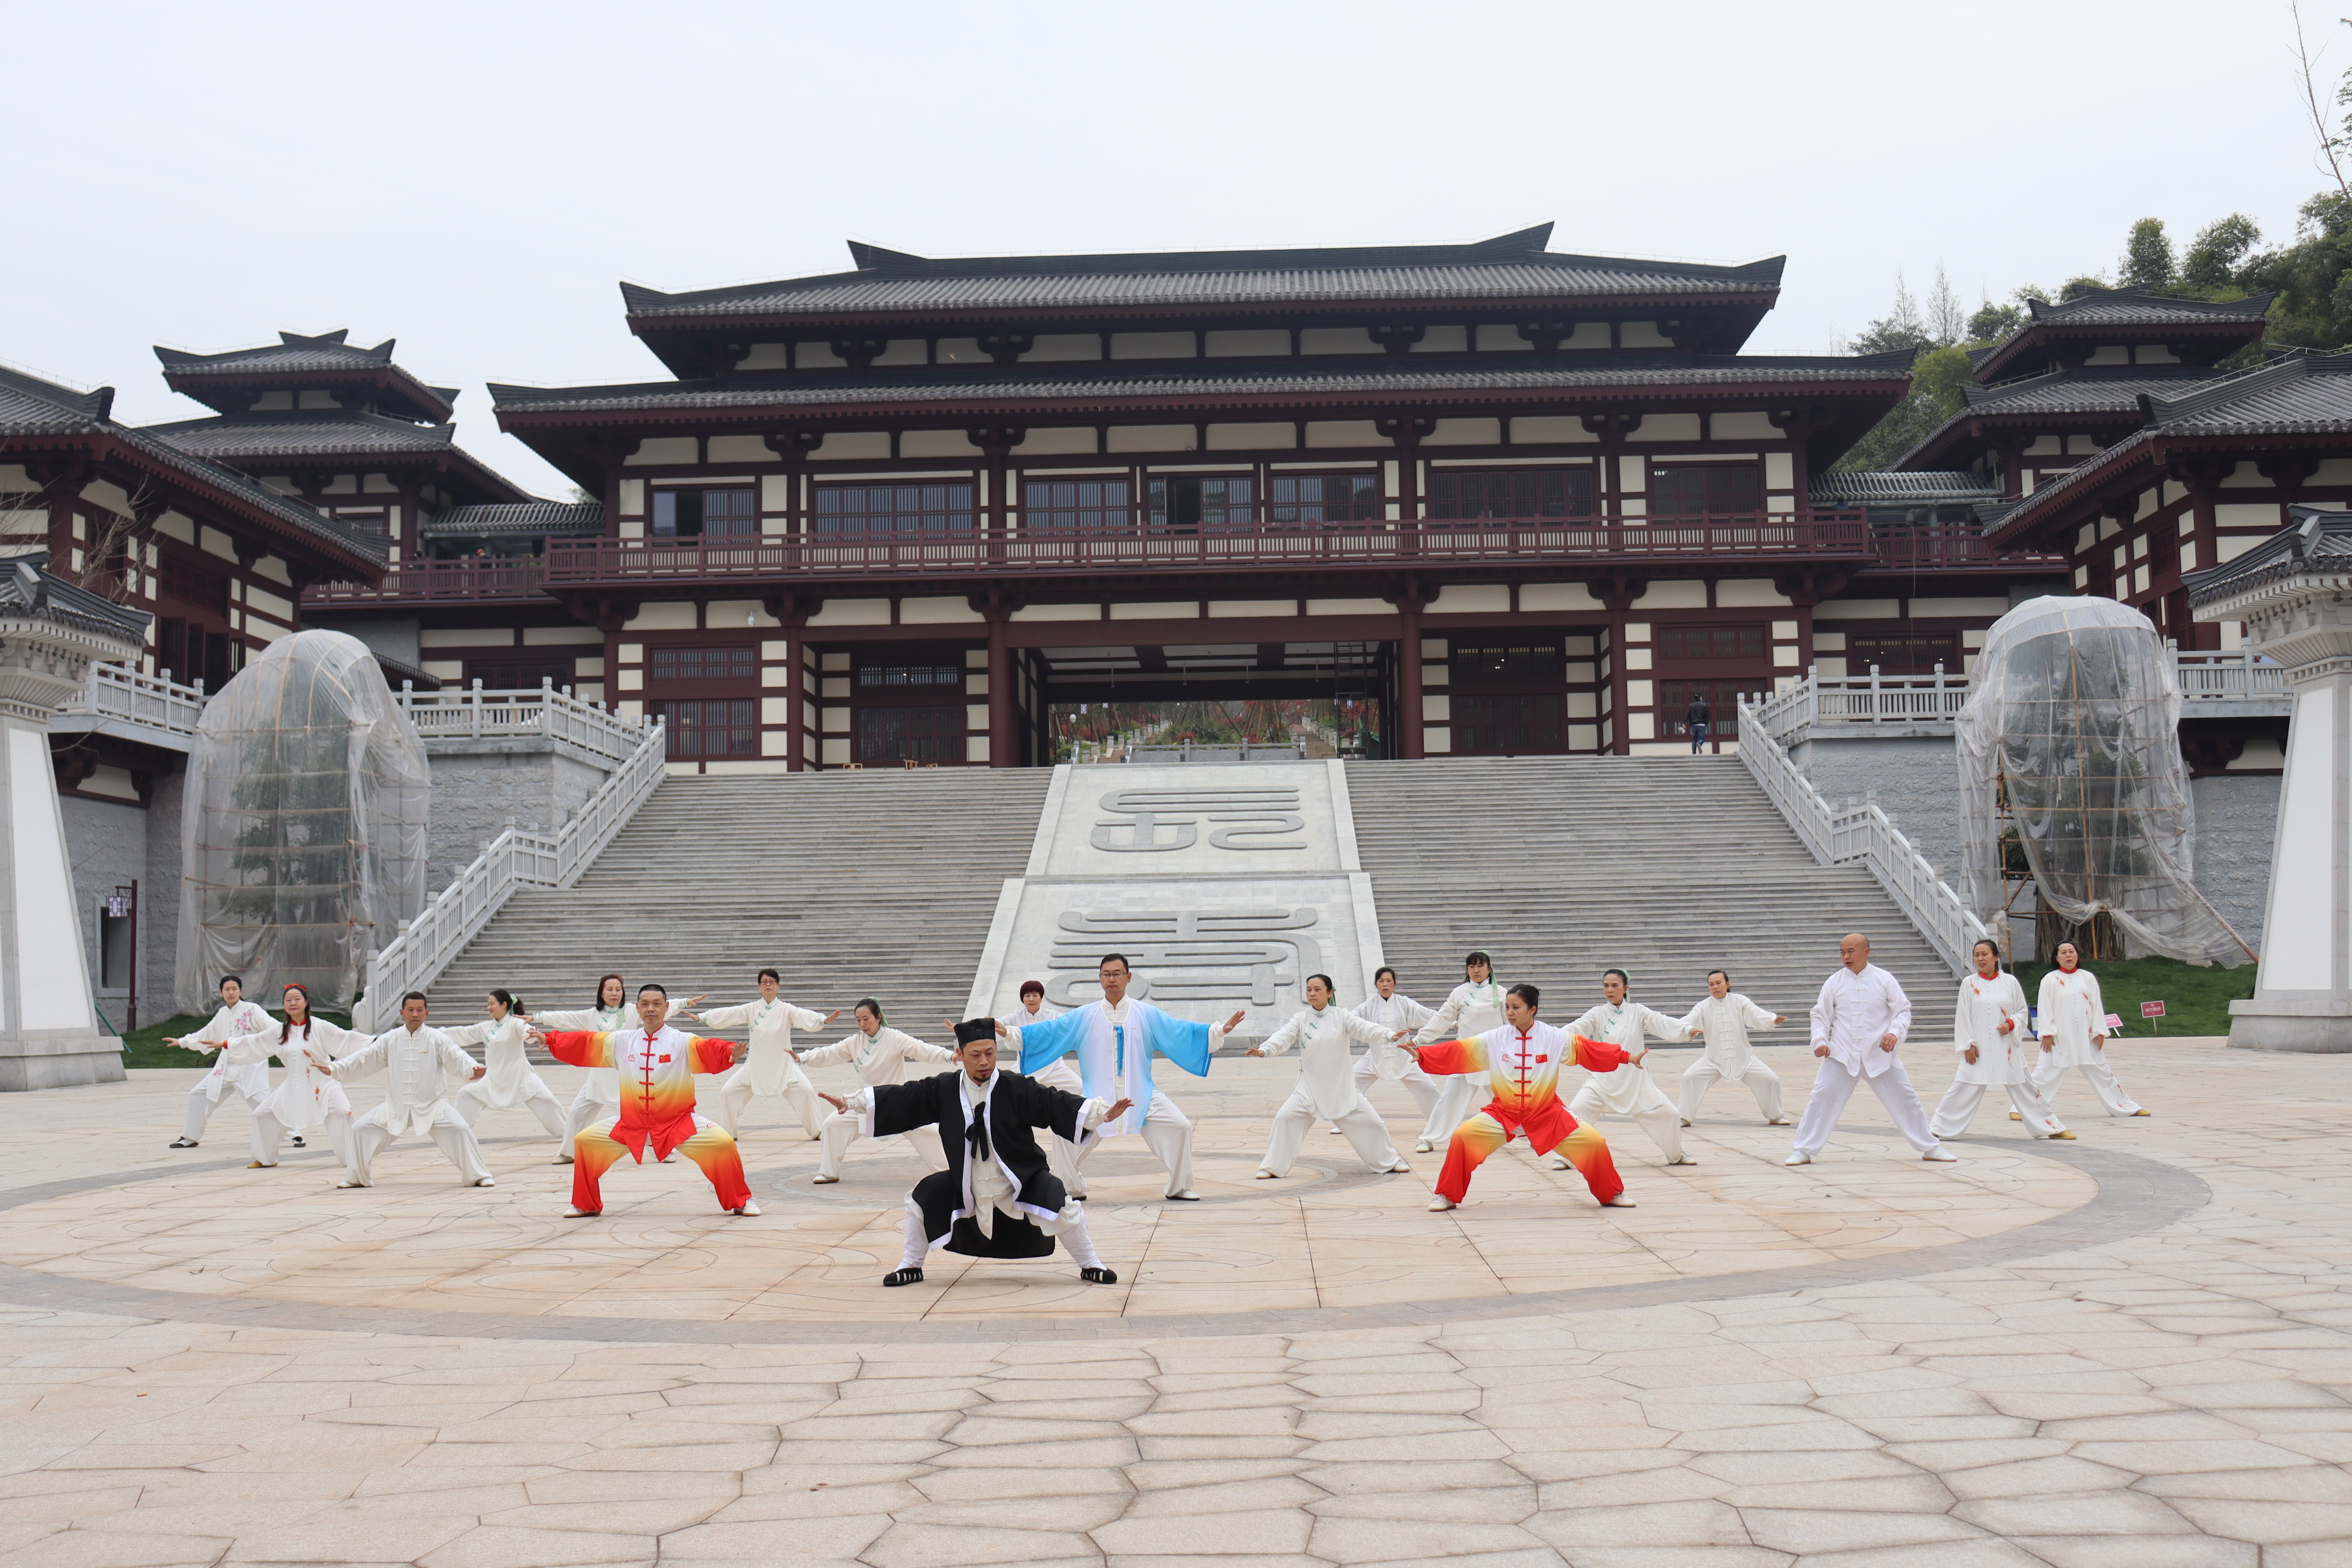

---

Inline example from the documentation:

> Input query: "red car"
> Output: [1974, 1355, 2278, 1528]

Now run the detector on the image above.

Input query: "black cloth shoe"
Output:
[883, 1267, 925, 1287]
[289, 1135, 305, 1147]
[1080, 1266, 1118, 1285]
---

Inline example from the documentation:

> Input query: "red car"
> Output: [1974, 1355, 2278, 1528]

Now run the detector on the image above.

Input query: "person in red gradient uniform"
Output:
[1405, 982, 1641, 1213]
[530, 983, 757, 1218]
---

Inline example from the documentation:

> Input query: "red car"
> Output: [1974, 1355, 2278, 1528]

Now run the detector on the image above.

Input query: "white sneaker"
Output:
[1667, 1156, 1697, 1166]
[811, 1174, 840, 1184]
[1255, 1169, 1279, 1180]
[1601, 1195, 1637, 1207]
[1922, 1148, 1958, 1162]
[1167, 1189, 1201, 1201]
[472, 1177, 496, 1188]
[1414, 1139, 1434, 1153]
[732, 1201, 761, 1216]
[1782, 1152, 1811, 1166]
[1428, 1195, 1455, 1212]
[1384, 1160, 1413, 1174]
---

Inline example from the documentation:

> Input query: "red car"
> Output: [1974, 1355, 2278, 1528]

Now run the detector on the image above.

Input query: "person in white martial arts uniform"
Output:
[687, 969, 837, 1140]
[1931, 940, 2072, 1140]
[1248, 973, 1414, 1178]
[446, 990, 570, 1147]
[1786, 933, 1954, 1165]
[1002, 953, 1242, 1202]
[797, 1000, 956, 1182]
[1410, 953, 1509, 1153]
[330, 992, 494, 1188]
[1675, 970, 1788, 1127]
[171, 982, 357, 1167]
[1564, 969, 1698, 1165]
[2031, 943, 2150, 1118]
[536, 975, 706, 1163]
[169, 976, 293, 1150]
[1343, 966, 1441, 1131]
[996, 981, 1098, 1197]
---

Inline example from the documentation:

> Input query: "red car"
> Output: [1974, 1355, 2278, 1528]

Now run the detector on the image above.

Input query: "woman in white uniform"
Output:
[1411, 952, 1509, 1154]
[2032, 944, 2150, 1118]
[1345, 966, 1440, 1131]
[447, 990, 570, 1147]
[171, 982, 357, 1167]
[1564, 968, 1695, 1165]
[1931, 940, 2071, 1139]
[797, 999, 956, 1182]
[1249, 973, 1414, 1178]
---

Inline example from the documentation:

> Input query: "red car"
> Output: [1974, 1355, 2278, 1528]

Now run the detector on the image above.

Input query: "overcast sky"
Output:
[4, 1, 2327, 498]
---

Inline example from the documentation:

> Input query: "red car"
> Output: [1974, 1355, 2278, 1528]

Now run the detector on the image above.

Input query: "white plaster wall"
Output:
[9, 726, 90, 1031]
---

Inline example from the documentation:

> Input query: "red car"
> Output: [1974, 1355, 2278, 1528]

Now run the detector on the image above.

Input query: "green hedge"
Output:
[116, 1010, 354, 1070]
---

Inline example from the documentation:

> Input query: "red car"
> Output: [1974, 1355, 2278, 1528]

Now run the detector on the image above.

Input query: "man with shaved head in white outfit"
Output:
[1786, 933, 1954, 1167]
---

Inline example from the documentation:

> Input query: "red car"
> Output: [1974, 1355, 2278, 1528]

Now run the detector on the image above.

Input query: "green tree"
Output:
[2180, 214, 2261, 293]
[2119, 218, 2175, 290]
[1830, 344, 1978, 472]
[1968, 300, 2027, 341]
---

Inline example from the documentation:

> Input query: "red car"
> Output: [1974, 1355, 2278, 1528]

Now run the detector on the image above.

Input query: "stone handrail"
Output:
[1737, 692, 1986, 975]
[1757, 650, 2287, 744]
[395, 679, 643, 763]
[354, 717, 667, 1030]
[53, 662, 207, 740]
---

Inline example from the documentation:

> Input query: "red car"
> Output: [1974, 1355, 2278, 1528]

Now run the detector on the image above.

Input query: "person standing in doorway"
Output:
[1686, 691, 1712, 754]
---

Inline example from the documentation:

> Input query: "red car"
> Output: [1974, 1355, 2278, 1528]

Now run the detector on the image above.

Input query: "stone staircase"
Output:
[426, 769, 1052, 1051]
[1346, 756, 1957, 1041]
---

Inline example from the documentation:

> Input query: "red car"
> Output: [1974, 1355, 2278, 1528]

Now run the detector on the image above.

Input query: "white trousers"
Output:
[454, 1083, 569, 1142]
[716, 1067, 828, 1140]
[2031, 1053, 2142, 1116]
[561, 1078, 619, 1157]
[345, 1103, 492, 1186]
[1675, 1058, 1784, 1123]
[899, 1196, 1102, 1270]
[1419, 1074, 1482, 1147]
[1931, 1076, 2066, 1138]
[1029, 1059, 1092, 1195]
[1068, 1090, 1196, 1198]
[181, 1078, 267, 1142]
[1566, 1080, 1684, 1162]
[1791, 1055, 1941, 1156]
[818, 1112, 947, 1180]
[1260, 1091, 1402, 1176]
[252, 1108, 351, 1167]
[1352, 1054, 1443, 1119]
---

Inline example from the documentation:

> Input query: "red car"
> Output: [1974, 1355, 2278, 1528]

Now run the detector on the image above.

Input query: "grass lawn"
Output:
[115, 1011, 354, 1070]
[2012, 956, 2254, 1038]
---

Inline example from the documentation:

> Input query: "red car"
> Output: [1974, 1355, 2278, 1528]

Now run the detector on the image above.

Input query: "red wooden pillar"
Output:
[1398, 603, 1425, 760]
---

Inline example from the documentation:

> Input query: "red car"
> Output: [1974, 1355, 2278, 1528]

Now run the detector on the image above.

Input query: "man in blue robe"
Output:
[1001, 953, 1242, 1201]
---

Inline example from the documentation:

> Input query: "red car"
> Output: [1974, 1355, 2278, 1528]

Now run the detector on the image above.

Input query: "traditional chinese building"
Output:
[289, 223, 2077, 771]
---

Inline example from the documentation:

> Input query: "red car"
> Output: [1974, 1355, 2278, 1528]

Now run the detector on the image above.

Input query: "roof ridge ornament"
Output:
[847, 241, 927, 272]
[278, 329, 351, 348]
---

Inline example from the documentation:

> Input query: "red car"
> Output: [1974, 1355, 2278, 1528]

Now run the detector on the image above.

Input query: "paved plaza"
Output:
[0, 1040, 2347, 1565]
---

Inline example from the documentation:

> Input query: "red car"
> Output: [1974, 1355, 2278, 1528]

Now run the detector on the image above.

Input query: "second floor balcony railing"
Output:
[542, 510, 1881, 586]
[305, 556, 546, 606]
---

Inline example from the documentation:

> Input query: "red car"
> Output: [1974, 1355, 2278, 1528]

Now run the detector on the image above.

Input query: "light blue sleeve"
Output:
[1140, 1004, 1213, 1078]
[1017, 1007, 1087, 1074]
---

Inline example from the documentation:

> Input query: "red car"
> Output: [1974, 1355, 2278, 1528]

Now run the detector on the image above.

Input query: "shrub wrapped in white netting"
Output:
[175, 630, 428, 1012]
[1956, 594, 2248, 965]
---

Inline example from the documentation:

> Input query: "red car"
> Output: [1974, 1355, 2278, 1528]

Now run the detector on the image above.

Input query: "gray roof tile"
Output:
[621, 225, 1789, 319]
[419, 501, 604, 538]
[1809, 470, 1996, 504]
[2189, 505, 2352, 605]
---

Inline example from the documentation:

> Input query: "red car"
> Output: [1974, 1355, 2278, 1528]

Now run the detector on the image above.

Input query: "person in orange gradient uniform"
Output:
[530, 982, 758, 1218]
[1405, 982, 1641, 1213]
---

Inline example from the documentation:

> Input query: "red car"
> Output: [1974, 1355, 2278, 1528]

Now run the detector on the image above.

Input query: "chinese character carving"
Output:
[1088, 788, 1307, 853]
[1045, 907, 1324, 1006]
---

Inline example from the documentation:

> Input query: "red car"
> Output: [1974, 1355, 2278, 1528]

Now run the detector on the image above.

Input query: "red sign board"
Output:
[2141, 1000, 2166, 1018]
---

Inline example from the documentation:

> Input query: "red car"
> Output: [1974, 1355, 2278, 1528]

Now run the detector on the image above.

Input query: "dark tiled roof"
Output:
[2022, 287, 2274, 327]
[146, 410, 465, 457]
[1992, 357, 2352, 544]
[142, 412, 531, 502]
[154, 330, 458, 422]
[419, 501, 605, 538]
[154, 329, 399, 375]
[1962, 365, 2228, 416]
[0, 364, 388, 575]
[0, 554, 152, 643]
[620, 225, 1789, 319]
[492, 349, 1913, 419]
[1809, 471, 1996, 504]
[2189, 506, 2352, 606]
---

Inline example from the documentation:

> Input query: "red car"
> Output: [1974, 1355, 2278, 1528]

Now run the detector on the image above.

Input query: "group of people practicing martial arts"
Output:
[163, 930, 2151, 1288]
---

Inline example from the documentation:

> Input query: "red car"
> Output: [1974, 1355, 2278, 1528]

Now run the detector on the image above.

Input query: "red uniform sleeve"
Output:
[1570, 1034, 1633, 1073]
[1415, 1037, 1489, 1076]
[689, 1034, 736, 1074]
[544, 1030, 614, 1069]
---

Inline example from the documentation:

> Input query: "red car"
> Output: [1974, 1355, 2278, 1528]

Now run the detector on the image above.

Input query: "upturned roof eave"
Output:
[1971, 318, 2269, 385]
[159, 363, 456, 423]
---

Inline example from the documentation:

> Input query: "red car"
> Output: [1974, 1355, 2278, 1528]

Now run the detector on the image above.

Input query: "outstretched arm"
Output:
[1569, 1034, 1636, 1073]
[533, 1029, 617, 1071]
[1410, 1036, 1490, 1078]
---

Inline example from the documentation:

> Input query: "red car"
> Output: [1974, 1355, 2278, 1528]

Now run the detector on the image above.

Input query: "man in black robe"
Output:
[822, 1018, 1131, 1287]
